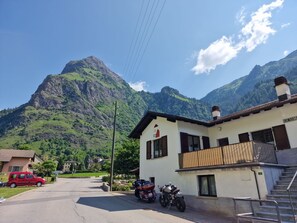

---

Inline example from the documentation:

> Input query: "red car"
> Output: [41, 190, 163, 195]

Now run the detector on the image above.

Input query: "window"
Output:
[146, 141, 152, 160]
[8, 166, 22, 172]
[198, 175, 217, 197]
[251, 129, 274, 144]
[218, 137, 229, 147]
[239, 133, 250, 143]
[26, 174, 34, 179]
[149, 177, 155, 184]
[18, 174, 26, 179]
[188, 135, 200, 152]
[202, 136, 210, 149]
[153, 136, 168, 158]
[180, 132, 201, 153]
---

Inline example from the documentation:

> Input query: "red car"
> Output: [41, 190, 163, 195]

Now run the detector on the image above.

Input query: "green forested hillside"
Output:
[201, 50, 297, 114]
[0, 56, 211, 162]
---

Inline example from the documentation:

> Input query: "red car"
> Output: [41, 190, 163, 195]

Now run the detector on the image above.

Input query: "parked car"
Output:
[7, 171, 46, 188]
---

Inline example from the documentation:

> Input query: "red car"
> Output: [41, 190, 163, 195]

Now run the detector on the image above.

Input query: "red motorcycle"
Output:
[133, 179, 156, 202]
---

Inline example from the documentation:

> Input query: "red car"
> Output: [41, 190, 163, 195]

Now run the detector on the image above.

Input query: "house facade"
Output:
[129, 76, 297, 216]
[0, 149, 36, 173]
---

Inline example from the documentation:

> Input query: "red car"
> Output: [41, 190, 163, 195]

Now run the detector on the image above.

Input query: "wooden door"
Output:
[272, 125, 290, 150]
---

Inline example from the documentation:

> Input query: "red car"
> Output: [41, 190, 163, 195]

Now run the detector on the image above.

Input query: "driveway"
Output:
[0, 178, 234, 223]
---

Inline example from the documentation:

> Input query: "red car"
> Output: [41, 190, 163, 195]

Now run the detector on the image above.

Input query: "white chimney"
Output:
[274, 76, 291, 101]
[212, 106, 221, 120]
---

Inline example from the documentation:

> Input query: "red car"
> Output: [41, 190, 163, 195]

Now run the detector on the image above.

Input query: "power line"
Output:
[129, 0, 159, 77]
[122, 1, 145, 74]
[131, 0, 167, 81]
[123, 0, 167, 82]
[124, 0, 152, 76]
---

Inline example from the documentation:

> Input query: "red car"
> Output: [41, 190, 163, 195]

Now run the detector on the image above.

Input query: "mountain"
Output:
[140, 87, 211, 121]
[201, 50, 297, 114]
[0, 56, 211, 159]
[1, 50, 297, 160]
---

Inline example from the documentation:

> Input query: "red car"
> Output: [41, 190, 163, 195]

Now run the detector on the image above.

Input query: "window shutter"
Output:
[180, 132, 188, 153]
[202, 136, 210, 149]
[218, 137, 229, 147]
[162, 136, 168, 156]
[239, 133, 249, 143]
[146, 141, 151, 159]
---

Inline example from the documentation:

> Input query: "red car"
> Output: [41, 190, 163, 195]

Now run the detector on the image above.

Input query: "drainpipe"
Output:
[251, 168, 261, 200]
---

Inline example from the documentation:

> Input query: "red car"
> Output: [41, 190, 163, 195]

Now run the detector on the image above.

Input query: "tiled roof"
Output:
[211, 94, 297, 125]
[0, 149, 35, 162]
[129, 94, 297, 139]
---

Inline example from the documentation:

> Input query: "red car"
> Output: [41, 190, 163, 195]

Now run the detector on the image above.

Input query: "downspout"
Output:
[251, 168, 261, 200]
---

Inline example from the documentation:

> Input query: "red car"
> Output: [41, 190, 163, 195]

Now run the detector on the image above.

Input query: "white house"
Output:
[129, 76, 297, 217]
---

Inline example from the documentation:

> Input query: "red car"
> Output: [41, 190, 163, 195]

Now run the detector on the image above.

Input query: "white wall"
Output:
[139, 117, 181, 188]
[178, 121, 209, 149]
[208, 103, 297, 148]
[177, 167, 269, 199]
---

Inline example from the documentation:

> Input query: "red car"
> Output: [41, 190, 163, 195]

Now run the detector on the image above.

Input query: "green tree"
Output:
[114, 139, 139, 175]
[17, 144, 31, 150]
[32, 163, 46, 177]
[42, 160, 57, 176]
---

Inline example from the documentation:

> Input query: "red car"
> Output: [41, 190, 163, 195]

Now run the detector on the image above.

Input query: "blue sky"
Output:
[0, 0, 296, 110]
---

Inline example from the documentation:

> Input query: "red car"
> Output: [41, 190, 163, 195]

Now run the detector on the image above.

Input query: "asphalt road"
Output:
[0, 178, 233, 223]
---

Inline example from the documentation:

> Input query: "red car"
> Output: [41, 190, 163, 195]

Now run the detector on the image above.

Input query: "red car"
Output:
[7, 171, 46, 188]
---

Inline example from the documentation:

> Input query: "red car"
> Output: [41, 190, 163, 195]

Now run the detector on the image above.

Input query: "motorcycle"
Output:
[133, 179, 156, 202]
[159, 183, 186, 212]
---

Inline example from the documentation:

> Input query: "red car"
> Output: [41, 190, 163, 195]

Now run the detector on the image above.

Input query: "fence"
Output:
[179, 141, 277, 169]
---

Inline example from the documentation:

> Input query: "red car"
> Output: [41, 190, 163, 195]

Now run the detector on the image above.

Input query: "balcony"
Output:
[178, 141, 277, 169]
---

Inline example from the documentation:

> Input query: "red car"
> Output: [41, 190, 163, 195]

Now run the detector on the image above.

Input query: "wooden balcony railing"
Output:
[178, 141, 277, 169]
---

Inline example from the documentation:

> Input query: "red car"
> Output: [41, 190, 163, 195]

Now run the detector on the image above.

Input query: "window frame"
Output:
[153, 136, 168, 158]
[251, 128, 274, 144]
[198, 175, 217, 197]
[180, 132, 201, 153]
[8, 166, 22, 172]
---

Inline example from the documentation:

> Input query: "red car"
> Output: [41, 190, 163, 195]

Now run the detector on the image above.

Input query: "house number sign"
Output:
[283, 116, 297, 123]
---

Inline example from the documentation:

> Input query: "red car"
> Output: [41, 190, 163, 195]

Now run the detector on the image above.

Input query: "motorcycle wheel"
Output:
[176, 197, 186, 212]
[159, 195, 167, 207]
[148, 197, 155, 203]
[134, 190, 140, 199]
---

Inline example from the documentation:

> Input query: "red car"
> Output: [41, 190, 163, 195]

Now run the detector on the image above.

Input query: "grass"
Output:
[58, 171, 107, 178]
[0, 174, 8, 182]
[0, 186, 36, 199]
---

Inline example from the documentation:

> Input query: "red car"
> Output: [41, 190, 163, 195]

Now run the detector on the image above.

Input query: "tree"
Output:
[84, 154, 90, 170]
[32, 163, 46, 177]
[42, 160, 57, 176]
[114, 139, 139, 175]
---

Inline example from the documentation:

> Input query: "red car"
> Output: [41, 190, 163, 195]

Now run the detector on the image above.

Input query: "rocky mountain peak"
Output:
[161, 86, 180, 96]
[284, 49, 297, 59]
[61, 56, 110, 74]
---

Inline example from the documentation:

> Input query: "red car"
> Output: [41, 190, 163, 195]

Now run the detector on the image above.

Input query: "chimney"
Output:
[274, 76, 291, 101]
[212, 106, 221, 120]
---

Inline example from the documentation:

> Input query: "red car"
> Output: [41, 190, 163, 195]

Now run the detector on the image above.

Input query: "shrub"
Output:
[112, 184, 131, 191]
[102, 175, 110, 183]
[51, 176, 57, 182]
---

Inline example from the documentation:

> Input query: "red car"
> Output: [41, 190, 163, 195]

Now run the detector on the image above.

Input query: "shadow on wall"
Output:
[276, 148, 297, 165]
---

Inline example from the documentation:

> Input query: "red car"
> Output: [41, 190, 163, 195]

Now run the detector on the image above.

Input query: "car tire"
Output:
[36, 182, 42, 187]
[10, 183, 16, 188]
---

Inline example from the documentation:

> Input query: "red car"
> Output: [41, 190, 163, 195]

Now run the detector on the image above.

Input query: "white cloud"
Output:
[240, 0, 284, 52]
[281, 22, 290, 28]
[129, 81, 147, 91]
[283, 50, 289, 56]
[192, 0, 284, 75]
[236, 7, 246, 25]
[192, 36, 241, 74]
